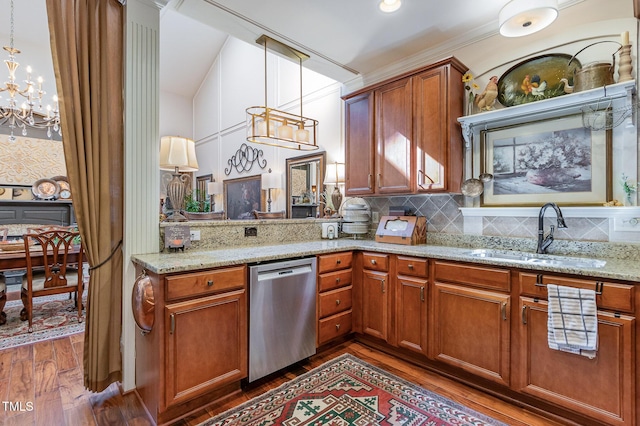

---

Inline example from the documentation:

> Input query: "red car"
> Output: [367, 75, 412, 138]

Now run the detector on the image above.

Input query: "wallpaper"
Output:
[0, 134, 66, 185]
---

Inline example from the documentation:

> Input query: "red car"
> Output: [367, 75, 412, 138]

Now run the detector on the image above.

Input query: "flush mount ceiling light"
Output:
[246, 35, 319, 151]
[379, 0, 402, 13]
[499, 0, 558, 37]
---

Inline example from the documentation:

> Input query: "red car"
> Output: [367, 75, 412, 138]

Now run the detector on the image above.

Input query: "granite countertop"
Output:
[131, 239, 640, 283]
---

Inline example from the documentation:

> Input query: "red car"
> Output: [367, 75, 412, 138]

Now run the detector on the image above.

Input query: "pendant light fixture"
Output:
[246, 35, 319, 151]
[499, 0, 558, 37]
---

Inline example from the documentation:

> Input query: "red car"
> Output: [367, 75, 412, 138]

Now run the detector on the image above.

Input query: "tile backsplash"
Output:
[363, 194, 621, 243]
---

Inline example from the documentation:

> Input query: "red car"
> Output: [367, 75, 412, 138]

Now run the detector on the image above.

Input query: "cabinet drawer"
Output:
[318, 269, 352, 292]
[434, 261, 510, 292]
[397, 256, 428, 277]
[519, 272, 635, 313]
[165, 265, 246, 301]
[362, 252, 389, 272]
[317, 252, 353, 274]
[318, 310, 352, 345]
[319, 286, 353, 318]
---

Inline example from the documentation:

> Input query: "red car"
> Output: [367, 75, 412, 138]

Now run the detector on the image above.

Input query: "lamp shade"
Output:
[499, 0, 558, 37]
[159, 136, 199, 172]
[324, 163, 346, 185]
[261, 171, 281, 190]
[207, 181, 223, 195]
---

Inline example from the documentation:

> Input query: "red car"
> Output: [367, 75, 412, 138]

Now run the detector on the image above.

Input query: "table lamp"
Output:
[323, 162, 345, 213]
[160, 136, 199, 221]
[207, 180, 223, 212]
[261, 169, 281, 212]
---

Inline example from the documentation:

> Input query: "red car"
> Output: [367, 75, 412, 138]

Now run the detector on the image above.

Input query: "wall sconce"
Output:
[207, 180, 223, 212]
[499, 0, 558, 37]
[261, 168, 281, 212]
[323, 162, 345, 213]
[159, 136, 199, 221]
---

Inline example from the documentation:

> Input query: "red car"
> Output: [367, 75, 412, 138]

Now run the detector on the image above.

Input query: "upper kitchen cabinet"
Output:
[343, 57, 467, 196]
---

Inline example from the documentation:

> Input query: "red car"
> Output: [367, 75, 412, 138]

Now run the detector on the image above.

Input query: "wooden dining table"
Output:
[0, 245, 82, 272]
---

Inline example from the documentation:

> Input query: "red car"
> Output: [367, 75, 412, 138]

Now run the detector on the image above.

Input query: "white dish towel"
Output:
[547, 284, 598, 359]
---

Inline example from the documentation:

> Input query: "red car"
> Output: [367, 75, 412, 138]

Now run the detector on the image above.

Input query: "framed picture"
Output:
[481, 114, 611, 206]
[224, 175, 263, 219]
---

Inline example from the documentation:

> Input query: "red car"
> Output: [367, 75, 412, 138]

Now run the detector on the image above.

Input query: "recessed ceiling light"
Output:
[379, 0, 402, 13]
[499, 0, 558, 37]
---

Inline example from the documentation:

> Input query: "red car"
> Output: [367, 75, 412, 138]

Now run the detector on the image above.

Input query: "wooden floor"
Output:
[0, 332, 570, 426]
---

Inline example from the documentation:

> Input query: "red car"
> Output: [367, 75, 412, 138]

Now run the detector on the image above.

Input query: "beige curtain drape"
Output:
[46, 0, 124, 392]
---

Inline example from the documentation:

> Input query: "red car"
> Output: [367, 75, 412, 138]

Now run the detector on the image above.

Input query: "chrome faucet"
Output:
[537, 203, 568, 254]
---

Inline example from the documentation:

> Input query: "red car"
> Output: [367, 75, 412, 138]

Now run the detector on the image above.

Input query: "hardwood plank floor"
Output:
[0, 333, 570, 426]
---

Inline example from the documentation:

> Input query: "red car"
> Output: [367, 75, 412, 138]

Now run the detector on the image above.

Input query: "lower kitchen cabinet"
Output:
[317, 252, 353, 345]
[361, 252, 391, 342]
[517, 298, 635, 425]
[395, 256, 428, 355]
[135, 264, 247, 425]
[429, 261, 511, 386]
[164, 289, 247, 407]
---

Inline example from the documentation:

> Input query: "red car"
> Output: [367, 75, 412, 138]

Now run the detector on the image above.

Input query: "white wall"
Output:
[188, 36, 343, 213]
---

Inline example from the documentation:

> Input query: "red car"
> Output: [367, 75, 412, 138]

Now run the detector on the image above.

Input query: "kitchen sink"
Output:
[466, 249, 606, 269]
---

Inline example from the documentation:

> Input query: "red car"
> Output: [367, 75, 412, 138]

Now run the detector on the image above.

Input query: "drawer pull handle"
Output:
[169, 313, 175, 335]
[501, 302, 507, 321]
[207, 280, 214, 287]
[336, 259, 341, 265]
[521, 305, 527, 325]
[370, 259, 377, 265]
[336, 277, 341, 283]
[408, 264, 414, 269]
[336, 299, 341, 305]
[336, 323, 341, 330]
[420, 286, 425, 302]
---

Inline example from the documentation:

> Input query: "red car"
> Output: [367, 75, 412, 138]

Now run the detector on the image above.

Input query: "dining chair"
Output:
[21, 227, 86, 332]
[253, 210, 286, 219]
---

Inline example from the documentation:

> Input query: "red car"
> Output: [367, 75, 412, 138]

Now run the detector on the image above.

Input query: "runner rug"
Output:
[0, 293, 85, 351]
[199, 353, 507, 426]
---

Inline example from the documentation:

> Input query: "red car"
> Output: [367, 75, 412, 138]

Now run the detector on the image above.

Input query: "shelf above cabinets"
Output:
[457, 80, 636, 148]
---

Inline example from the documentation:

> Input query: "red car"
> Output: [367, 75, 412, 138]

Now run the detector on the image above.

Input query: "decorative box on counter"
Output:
[375, 216, 426, 245]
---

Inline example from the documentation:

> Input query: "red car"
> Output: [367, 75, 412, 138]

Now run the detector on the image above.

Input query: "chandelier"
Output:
[0, 0, 61, 142]
[246, 35, 319, 151]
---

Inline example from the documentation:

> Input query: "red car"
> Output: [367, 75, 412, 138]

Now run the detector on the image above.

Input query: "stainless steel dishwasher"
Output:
[248, 257, 317, 382]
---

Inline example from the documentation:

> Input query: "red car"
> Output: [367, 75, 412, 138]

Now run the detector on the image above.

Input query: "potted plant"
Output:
[184, 190, 220, 220]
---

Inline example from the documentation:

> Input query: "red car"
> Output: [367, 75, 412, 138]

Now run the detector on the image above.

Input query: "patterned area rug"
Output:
[0, 293, 85, 350]
[199, 354, 507, 426]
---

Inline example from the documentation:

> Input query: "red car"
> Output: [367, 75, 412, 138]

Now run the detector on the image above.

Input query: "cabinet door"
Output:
[517, 298, 635, 426]
[375, 78, 412, 194]
[164, 289, 247, 408]
[362, 270, 389, 341]
[414, 65, 463, 193]
[396, 275, 427, 355]
[345, 92, 375, 195]
[430, 282, 510, 386]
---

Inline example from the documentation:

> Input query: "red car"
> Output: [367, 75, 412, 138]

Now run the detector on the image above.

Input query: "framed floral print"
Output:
[481, 114, 611, 206]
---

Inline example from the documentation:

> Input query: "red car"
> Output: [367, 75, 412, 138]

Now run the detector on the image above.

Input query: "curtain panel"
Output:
[46, 0, 124, 392]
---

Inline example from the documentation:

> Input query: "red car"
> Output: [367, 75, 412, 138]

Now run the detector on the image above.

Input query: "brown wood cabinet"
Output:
[361, 252, 391, 341]
[317, 252, 353, 346]
[516, 272, 636, 425]
[135, 265, 247, 425]
[429, 261, 511, 386]
[395, 256, 428, 355]
[343, 57, 467, 196]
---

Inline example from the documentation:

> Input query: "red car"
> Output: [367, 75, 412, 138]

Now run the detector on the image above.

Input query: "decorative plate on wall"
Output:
[52, 176, 71, 199]
[497, 54, 581, 107]
[32, 178, 60, 200]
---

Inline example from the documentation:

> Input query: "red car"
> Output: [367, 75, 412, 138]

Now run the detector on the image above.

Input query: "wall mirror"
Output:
[286, 152, 325, 218]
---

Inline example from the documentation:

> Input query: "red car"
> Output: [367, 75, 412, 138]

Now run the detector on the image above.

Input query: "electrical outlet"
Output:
[372, 211, 380, 222]
[190, 230, 201, 241]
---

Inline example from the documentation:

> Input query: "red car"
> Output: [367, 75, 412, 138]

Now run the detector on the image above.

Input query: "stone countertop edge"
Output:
[131, 240, 640, 283]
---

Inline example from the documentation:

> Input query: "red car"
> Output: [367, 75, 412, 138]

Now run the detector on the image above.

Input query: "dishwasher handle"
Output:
[257, 264, 313, 281]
